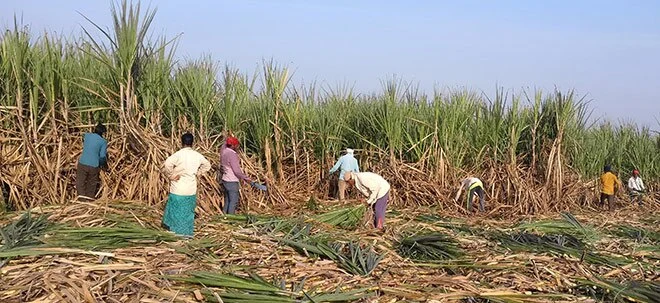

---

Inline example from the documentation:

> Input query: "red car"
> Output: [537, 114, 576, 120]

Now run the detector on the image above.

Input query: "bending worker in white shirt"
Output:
[344, 171, 390, 229]
[162, 133, 211, 237]
[454, 177, 485, 212]
[627, 169, 646, 206]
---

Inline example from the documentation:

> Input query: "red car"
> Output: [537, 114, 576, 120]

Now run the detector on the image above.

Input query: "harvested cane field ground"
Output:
[0, 200, 658, 303]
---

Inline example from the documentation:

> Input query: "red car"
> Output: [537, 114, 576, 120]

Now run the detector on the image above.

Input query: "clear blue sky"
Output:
[3, 0, 660, 127]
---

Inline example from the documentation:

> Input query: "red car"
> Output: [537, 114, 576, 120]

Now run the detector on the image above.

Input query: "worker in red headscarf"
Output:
[220, 136, 251, 214]
[627, 169, 646, 206]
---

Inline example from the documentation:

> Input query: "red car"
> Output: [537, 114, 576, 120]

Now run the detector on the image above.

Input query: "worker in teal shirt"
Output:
[77, 123, 108, 201]
[329, 148, 359, 200]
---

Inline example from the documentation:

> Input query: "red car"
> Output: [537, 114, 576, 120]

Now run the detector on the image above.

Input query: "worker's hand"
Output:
[170, 175, 181, 181]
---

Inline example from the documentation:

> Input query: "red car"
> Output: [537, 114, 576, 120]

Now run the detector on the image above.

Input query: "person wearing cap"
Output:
[454, 177, 485, 212]
[162, 133, 211, 237]
[220, 136, 251, 214]
[343, 171, 390, 229]
[627, 169, 646, 206]
[329, 148, 360, 201]
[600, 165, 621, 210]
[76, 122, 108, 201]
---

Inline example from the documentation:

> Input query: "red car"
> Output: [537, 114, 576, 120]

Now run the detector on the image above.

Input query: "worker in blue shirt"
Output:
[76, 123, 108, 201]
[329, 148, 359, 201]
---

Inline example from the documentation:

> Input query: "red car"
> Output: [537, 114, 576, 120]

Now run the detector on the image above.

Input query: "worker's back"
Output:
[165, 147, 211, 195]
[79, 133, 107, 167]
[340, 154, 359, 172]
[353, 172, 390, 203]
[600, 172, 619, 195]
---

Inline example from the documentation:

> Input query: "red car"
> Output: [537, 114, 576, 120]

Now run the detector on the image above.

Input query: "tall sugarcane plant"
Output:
[2, 0, 660, 211]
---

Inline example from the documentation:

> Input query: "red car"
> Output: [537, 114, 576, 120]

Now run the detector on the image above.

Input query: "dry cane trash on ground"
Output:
[0, 200, 658, 303]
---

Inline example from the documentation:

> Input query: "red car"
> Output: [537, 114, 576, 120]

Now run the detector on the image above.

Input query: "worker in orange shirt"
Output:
[600, 165, 621, 210]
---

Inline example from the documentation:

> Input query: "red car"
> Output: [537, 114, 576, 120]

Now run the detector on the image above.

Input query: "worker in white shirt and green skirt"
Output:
[162, 133, 211, 237]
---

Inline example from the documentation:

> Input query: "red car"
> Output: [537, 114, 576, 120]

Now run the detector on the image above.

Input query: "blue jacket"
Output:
[329, 153, 359, 180]
[79, 133, 108, 168]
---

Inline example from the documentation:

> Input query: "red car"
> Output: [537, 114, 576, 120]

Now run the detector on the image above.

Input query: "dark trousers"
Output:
[600, 193, 614, 209]
[76, 163, 100, 200]
[222, 181, 240, 214]
[467, 186, 485, 212]
[629, 191, 644, 206]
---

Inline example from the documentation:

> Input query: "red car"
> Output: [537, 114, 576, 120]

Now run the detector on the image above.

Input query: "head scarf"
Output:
[226, 136, 239, 147]
[346, 148, 354, 154]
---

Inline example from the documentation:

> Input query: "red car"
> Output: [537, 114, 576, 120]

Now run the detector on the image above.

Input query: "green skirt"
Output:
[162, 193, 197, 236]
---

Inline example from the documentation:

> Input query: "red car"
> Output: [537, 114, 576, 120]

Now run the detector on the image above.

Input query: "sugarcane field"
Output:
[1, 1, 659, 303]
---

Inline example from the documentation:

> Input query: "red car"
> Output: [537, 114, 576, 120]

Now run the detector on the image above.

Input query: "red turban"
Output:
[226, 136, 239, 146]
